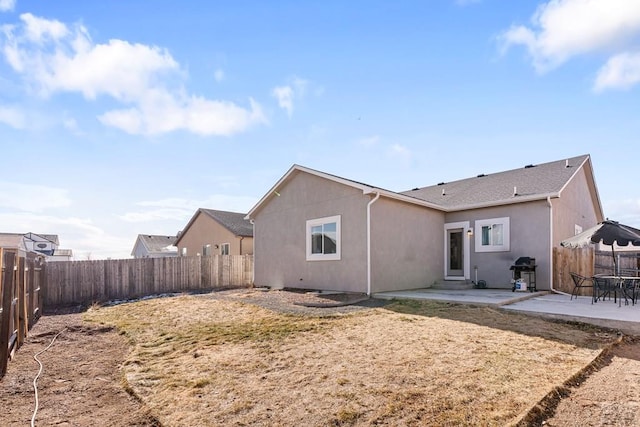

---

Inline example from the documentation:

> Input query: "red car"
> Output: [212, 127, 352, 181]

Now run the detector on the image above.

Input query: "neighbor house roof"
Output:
[24, 233, 59, 245]
[132, 234, 178, 256]
[176, 209, 253, 246]
[402, 154, 602, 212]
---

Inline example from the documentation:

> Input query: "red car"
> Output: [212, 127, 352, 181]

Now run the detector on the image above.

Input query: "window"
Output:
[306, 215, 341, 261]
[475, 217, 510, 252]
[220, 243, 230, 255]
[203, 244, 211, 256]
[181, 247, 187, 256]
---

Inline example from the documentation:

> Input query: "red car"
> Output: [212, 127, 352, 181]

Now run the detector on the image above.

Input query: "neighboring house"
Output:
[0, 232, 73, 261]
[0, 233, 28, 256]
[23, 232, 58, 256]
[245, 154, 603, 294]
[175, 209, 254, 257]
[131, 234, 178, 258]
[48, 248, 74, 262]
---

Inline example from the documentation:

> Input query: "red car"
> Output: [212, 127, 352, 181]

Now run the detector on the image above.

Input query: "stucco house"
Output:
[175, 208, 254, 257]
[131, 234, 178, 259]
[245, 154, 603, 294]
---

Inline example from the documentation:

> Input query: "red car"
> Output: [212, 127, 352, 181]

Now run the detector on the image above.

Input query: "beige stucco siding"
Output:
[177, 213, 253, 256]
[370, 198, 444, 292]
[553, 167, 601, 246]
[253, 171, 370, 292]
[446, 201, 551, 290]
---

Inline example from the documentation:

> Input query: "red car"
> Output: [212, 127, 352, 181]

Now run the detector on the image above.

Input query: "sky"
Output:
[1, 0, 640, 260]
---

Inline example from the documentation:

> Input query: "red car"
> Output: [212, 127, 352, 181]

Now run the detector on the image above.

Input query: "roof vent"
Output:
[437, 182, 445, 186]
[524, 164, 535, 169]
[513, 186, 518, 196]
[477, 173, 486, 178]
[412, 187, 419, 191]
[565, 159, 570, 168]
[441, 188, 446, 196]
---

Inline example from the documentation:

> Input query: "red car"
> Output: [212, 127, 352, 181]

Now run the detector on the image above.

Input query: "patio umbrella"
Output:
[560, 220, 640, 275]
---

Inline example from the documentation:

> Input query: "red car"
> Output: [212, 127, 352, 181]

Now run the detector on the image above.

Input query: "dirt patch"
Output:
[0, 308, 159, 426]
[1, 288, 638, 426]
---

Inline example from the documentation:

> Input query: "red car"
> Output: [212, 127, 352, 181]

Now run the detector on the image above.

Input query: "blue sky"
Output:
[1, 0, 640, 259]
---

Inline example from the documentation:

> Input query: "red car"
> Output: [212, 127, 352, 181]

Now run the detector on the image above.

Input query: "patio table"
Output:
[596, 276, 640, 307]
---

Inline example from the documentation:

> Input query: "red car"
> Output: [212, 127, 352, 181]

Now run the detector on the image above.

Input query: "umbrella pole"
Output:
[612, 245, 617, 275]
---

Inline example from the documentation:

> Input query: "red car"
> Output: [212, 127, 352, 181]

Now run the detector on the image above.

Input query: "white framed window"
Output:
[181, 247, 187, 256]
[475, 217, 510, 252]
[220, 243, 230, 255]
[203, 244, 211, 256]
[306, 215, 341, 261]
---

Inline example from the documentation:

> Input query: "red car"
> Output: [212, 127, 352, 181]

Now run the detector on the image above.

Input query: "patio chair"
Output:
[621, 278, 638, 306]
[569, 272, 593, 300]
[592, 276, 617, 304]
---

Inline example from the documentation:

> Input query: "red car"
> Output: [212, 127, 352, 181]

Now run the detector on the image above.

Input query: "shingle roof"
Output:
[138, 234, 178, 253]
[201, 209, 254, 237]
[401, 154, 591, 210]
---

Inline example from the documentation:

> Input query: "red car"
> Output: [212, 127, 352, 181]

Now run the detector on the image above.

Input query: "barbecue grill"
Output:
[510, 257, 537, 292]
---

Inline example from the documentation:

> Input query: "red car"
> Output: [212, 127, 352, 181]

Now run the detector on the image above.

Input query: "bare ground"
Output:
[1, 288, 639, 426]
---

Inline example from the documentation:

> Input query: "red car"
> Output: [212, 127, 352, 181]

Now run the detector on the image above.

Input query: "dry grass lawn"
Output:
[83, 291, 618, 426]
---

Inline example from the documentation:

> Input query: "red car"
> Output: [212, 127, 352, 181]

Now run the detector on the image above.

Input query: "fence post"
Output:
[1, 249, 16, 378]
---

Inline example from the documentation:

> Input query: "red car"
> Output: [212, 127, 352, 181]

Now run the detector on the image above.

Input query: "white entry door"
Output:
[444, 221, 470, 280]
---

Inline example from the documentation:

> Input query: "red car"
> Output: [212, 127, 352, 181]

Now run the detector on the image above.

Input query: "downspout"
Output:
[548, 196, 569, 296]
[367, 191, 381, 296]
[249, 220, 255, 285]
[239, 236, 244, 255]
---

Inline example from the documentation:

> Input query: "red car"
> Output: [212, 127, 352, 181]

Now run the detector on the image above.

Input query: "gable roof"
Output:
[247, 155, 603, 219]
[133, 234, 178, 256]
[402, 154, 602, 212]
[176, 208, 253, 245]
[246, 164, 445, 219]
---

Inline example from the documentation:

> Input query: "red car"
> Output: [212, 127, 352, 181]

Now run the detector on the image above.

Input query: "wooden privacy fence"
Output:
[1, 249, 45, 379]
[44, 255, 254, 307]
[553, 247, 640, 296]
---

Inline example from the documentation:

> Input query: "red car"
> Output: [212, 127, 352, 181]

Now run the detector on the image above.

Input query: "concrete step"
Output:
[431, 280, 475, 290]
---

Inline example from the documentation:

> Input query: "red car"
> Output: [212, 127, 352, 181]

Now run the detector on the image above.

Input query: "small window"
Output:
[220, 243, 230, 255]
[181, 247, 187, 256]
[306, 215, 341, 261]
[475, 217, 510, 252]
[203, 244, 211, 256]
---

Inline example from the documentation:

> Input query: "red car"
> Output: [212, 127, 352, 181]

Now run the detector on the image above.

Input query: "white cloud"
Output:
[357, 135, 380, 147]
[214, 68, 225, 82]
[499, 0, 640, 73]
[0, 13, 267, 136]
[0, 0, 15, 12]
[0, 105, 25, 128]
[119, 195, 258, 223]
[389, 144, 412, 162]
[0, 181, 72, 211]
[271, 76, 309, 117]
[594, 52, 640, 91]
[272, 85, 294, 117]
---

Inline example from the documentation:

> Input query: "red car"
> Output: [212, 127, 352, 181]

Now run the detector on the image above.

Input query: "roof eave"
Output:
[444, 192, 560, 212]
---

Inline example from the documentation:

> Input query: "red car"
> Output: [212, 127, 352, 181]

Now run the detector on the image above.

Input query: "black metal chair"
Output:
[592, 276, 617, 304]
[620, 278, 638, 306]
[569, 272, 593, 300]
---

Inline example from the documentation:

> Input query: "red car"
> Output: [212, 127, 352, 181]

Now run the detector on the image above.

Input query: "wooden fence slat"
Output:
[44, 255, 253, 307]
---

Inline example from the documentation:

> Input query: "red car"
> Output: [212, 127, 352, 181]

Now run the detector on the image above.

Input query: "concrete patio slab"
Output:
[373, 288, 640, 336]
[373, 288, 543, 306]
